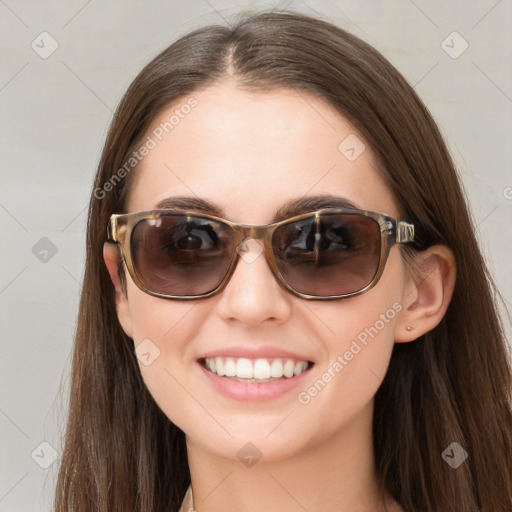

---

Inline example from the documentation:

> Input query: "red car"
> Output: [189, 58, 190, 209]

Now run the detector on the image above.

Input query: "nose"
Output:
[214, 238, 292, 327]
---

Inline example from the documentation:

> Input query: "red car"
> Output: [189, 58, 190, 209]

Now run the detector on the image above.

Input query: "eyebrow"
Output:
[155, 194, 360, 221]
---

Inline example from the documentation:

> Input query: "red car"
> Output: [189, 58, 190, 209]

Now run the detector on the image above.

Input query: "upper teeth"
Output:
[204, 357, 309, 380]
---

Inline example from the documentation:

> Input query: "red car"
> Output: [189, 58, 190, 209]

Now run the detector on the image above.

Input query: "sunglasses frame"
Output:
[106, 208, 415, 300]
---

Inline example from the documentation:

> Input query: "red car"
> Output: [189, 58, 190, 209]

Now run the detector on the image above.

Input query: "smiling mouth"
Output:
[199, 357, 314, 383]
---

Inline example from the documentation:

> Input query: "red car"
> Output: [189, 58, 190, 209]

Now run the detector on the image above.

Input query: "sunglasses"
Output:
[106, 208, 415, 300]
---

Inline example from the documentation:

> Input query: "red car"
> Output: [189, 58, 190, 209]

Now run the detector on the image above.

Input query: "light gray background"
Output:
[1, 1, 511, 510]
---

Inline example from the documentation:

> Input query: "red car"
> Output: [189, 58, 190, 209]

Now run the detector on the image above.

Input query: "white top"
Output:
[177, 485, 194, 512]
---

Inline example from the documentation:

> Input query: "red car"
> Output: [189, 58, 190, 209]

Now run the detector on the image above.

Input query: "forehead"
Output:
[126, 82, 399, 221]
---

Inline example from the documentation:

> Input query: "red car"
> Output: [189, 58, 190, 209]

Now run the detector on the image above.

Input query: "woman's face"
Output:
[115, 82, 410, 462]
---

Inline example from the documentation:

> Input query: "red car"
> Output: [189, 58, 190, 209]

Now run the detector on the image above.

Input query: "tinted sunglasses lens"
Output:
[131, 215, 235, 296]
[272, 214, 381, 296]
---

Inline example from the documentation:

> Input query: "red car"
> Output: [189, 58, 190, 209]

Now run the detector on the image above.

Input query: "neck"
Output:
[185, 400, 395, 512]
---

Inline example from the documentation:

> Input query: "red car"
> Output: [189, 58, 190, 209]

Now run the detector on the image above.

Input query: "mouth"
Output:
[198, 356, 314, 383]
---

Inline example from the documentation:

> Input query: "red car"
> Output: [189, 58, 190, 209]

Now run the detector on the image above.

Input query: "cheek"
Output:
[125, 278, 203, 347]
[294, 249, 406, 421]
[123, 287, 204, 421]
[298, 296, 400, 419]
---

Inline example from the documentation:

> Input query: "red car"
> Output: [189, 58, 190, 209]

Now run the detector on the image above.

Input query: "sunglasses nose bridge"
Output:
[234, 224, 272, 243]
[250, 225, 270, 239]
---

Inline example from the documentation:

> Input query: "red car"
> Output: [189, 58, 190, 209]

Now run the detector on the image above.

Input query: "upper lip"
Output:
[198, 346, 314, 362]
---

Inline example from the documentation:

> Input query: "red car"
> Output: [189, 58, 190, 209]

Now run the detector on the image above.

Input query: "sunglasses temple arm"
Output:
[396, 221, 415, 244]
[107, 215, 122, 243]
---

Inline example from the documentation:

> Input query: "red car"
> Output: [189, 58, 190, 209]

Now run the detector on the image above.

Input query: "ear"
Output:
[103, 242, 134, 339]
[394, 245, 456, 342]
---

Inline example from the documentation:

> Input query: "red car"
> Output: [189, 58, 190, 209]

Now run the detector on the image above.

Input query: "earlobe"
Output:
[103, 242, 134, 338]
[395, 245, 456, 342]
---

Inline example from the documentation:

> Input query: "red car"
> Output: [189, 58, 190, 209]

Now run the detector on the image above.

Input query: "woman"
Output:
[55, 10, 512, 512]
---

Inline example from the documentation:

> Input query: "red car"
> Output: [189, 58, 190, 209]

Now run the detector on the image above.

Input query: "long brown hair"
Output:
[55, 10, 512, 511]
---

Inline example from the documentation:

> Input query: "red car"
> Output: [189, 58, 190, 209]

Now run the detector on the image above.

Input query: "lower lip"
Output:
[198, 362, 313, 402]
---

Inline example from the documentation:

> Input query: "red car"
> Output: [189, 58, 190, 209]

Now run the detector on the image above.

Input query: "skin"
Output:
[104, 81, 456, 512]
